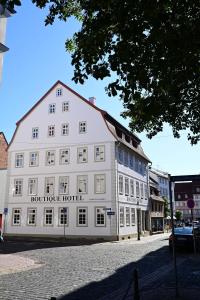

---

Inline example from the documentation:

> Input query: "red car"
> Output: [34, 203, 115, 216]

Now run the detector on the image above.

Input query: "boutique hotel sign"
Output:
[30, 195, 84, 203]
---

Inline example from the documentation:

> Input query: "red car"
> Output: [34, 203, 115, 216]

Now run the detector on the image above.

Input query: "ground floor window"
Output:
[44, 208, 53, 226]
[126, 207, 130, 226]
[12, 208, 21, 225]
[120, 207, 124, 227]
[27, 208, 36, 225]
[95, 207, 106, 226]
[131, 208, 135, 225]
[77, 207, 88, 226]
[59, 207, 68, 226]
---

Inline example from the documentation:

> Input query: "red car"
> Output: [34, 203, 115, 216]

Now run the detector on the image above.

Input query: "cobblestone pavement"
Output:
[0, 233, 198, 300]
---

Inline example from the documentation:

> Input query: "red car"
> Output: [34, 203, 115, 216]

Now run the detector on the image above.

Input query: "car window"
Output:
[174, 227, 193, 235]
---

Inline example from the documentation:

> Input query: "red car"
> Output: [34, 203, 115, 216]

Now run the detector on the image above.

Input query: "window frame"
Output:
[46, 150, 56, 166]
[95, 207, 106, 227]
[119, 175, 124, 195]
[44, 177, 55, 196]
[32, 127, 39, 139]
[28, 178, 38, 196]
[79, 121, 87, 134]
[59, 176, 69, 195]
[29, 152, 39, 167]
[94, 145, 105, 162]
[14, 179, 23, 196]
[12, 208, 21, 226]
[48, 125, 55, 137]
[59, 148, 70, 165]
[49, 103, 56, 114]
[58, 207, 68, 226]
[44, 207, 54, 226]
[77, 175, 88, 194]
[61, 123, 69, 136]
[126, 207, 130, 226]
[125, 177, 129, 196]
[62, 101, 69, 112]
[15, 153, 24, 168]
[56, 88, 62, 97]
[77, 147, 88, 163]
[94, 174, 106, 194]
[77, 207, 88, 227]
[120, 207, 125, 227]
[27, 208, 37, 226]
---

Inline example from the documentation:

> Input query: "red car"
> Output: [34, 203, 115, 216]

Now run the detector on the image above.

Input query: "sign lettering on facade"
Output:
[31, 195, 84, 203]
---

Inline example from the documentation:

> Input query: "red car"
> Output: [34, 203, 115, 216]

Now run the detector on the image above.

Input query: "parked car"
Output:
[169, 226, 200, 251]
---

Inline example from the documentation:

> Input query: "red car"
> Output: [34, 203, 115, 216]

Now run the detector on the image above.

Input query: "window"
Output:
[27, 208, 36, 226]
[62, 101, 69, 112]
[140, 183, 144, 198]
[79, 121, 87, 133]
[28, 178, 38, 195]
[94, 145, 105, 162]
[131, 208, 135, 225]
[44, 208, 53, 226]
[95, 207, 106, 226]
[58, 207, 68, 226]
[120, 207, 124, 227]
[129, 155, 134, 169]
[118, 148, 123, 164]
[135, 158, 139, 172]
[46, 150, 55, 165]
[29, 152, 39, 167]
[45, 177, 55, 195]
[196, 187, 200, 193]
[77, 147, 88, 163]
[56, 88, 62, 96]
[95, 174, 106, 194]
[144, 184, 148, 199]
[32, 127, 39, 139]
[77, 175, 88, 194]
[59, 176, 69, 194]
[49, 103, 56, 114]
[60, 149, 70, 164]
[125, 177, 129, 195]
[126, 207, 130, 226]
[14, 179, 23, 196]
[136, 181, 140, 197]
[124, 151, 128, 166]
[130, 179, 134, 197]
[185, 194, 188, 199]
[15, 153, 24, 168]
[61, 123, 69, 136]
[177, 194, 181, 199]
[48, 125, 55, 137]
[119, 175, 124, 194]
[12, 208, 21, 226]
[77, 207, 87, 226]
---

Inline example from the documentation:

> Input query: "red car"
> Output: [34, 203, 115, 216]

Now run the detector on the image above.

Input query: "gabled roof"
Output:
[0, 131, 8, 146]
[8, 80, 151, 162]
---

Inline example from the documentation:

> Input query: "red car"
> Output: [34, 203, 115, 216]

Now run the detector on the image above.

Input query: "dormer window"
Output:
[49, 103, 56, 114]
[56, 88, 62, 97]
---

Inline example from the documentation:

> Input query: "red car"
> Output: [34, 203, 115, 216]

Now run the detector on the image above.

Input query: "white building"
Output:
[5, 81, 150, 240]
[150, 168, 169, 200]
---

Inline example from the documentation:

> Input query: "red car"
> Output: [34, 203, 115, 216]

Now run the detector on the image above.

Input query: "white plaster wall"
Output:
[7, 83, 118, 237]
[0, 169, 7, 214]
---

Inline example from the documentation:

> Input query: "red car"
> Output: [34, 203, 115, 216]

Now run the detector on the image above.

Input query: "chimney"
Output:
[88, 97, 96, 105]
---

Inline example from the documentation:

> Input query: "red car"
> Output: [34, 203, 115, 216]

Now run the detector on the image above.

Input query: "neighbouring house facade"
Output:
[0, 132, 8, 231]
[150, 167, 169, 200]
[174, 179, 200, 221]
[149, 170, 164, 233]
[0, 5, 12, 81]
[4, 81, 150, 240]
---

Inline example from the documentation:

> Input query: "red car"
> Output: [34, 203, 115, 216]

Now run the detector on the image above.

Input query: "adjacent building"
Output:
[150, 167, 169, 200]
[0, 132, 8, 231]
[5, 81, 150, 240]
[174, 177, 200, 221]
[0, 5, 12, 81]
[149, 170, 164, 233]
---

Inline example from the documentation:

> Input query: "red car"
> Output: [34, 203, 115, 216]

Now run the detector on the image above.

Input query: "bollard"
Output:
[133, 269, 140, 300]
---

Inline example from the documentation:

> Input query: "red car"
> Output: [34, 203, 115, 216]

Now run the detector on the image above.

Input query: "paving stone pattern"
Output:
[0, 234, 175, 300]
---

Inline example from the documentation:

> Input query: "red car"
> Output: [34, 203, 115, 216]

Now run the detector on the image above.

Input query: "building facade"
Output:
[174, 179, 200, 221]
[0, 5, 12, 81]
[0, 132, 8, 230]
[149, 170, 164, 233]
[150, 168, 169, 200]
[4, 81, 150, 240]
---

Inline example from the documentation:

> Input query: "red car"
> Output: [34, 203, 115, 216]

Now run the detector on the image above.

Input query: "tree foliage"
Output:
[162, 196, 170, 218]
[175, 210, 182, 221]
[2, 0, 200, 143]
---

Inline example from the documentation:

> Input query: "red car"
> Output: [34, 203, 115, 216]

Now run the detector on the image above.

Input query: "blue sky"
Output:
[1, 1, 200, 175]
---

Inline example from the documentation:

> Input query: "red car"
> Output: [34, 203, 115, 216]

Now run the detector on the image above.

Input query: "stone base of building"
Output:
[118, 231, 150, 241]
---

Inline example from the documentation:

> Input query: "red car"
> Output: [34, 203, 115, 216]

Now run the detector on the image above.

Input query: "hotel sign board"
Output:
[30, 195, 84, 203]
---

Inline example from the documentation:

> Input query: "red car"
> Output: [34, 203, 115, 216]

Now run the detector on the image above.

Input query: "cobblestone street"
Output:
[0, 233, 200, 300]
